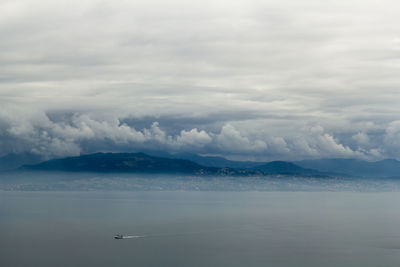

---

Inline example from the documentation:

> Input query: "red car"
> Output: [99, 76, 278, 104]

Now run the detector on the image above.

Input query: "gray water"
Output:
[1, 191, 400, 266]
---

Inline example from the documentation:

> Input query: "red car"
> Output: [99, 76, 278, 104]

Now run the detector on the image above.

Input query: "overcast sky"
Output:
[1, 0, 400, 161]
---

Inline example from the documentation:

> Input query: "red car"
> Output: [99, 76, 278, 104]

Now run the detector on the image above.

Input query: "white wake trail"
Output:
[115, 228, 237, 240]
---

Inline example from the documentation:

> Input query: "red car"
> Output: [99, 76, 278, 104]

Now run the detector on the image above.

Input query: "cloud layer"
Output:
[1, 0, 400, 161]
[0, 107, 391, 161]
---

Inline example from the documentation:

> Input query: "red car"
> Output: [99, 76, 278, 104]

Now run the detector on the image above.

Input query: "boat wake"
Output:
[115, 228, 238, 240]
[114, 234, 145, 239]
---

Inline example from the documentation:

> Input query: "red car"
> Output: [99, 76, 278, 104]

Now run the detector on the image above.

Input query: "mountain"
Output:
[20, 152, 218, 174]
[164, 152, 263, 168]
[0, 153, 44, 171]
[121, 150, 264, 168]
[14, 152, 400, 178]
[19, 152, 327, 177]
[295, 158, 400, 177]
[255, 161, 325, 176]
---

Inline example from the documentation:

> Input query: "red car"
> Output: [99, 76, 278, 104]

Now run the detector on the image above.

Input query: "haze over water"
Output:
[1, 189, 400, 267]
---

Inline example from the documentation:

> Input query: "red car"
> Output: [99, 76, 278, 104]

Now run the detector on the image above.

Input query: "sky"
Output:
[1, 0, 400, 161]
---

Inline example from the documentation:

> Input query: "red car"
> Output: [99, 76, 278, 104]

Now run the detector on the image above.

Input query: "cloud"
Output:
[216, 124, 267, 153]
[175, 128, 212, 148]
[383, 121, 400, 158]
[292, 125, 364, 159]
[352, 132, 370, 146]
[0, 108, 212, 157]
[1, 0, 400, 160]
[0, 106, 395, 161]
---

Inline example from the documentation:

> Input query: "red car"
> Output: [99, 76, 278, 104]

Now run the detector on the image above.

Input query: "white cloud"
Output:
[0, 106, 395, 160]
[293, 125, 366, 159]
[383, 121, 400, 158]
[1, 0, 400, 160]
[175, 128, 212, 147]
[352, 132, 370, 146]
[216, 124, 267, 153]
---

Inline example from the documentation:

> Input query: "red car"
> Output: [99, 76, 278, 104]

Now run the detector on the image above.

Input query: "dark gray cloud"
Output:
[1, 0, 400, 161]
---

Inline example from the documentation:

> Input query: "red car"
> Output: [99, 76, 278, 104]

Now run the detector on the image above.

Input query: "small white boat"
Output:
[114, 234, 124, 239]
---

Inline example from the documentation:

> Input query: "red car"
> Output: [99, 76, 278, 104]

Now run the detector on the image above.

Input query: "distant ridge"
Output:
[295, 158, 400, 178]
[21, 152, 217, 174]
[165, 152, 262, 168]
[0, 153, 44, 171]
[255, 161, 323, 176]
[19, 152, 326, 177]
[10, 152, 400, 178]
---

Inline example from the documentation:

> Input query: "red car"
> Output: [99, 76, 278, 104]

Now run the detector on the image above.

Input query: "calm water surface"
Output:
[1, 191, 400, 266]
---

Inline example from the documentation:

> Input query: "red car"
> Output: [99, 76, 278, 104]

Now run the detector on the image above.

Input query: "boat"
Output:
[114, 234, 124, 239]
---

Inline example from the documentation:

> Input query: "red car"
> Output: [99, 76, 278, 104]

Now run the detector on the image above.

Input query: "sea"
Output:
[1, 188, 400, 266]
